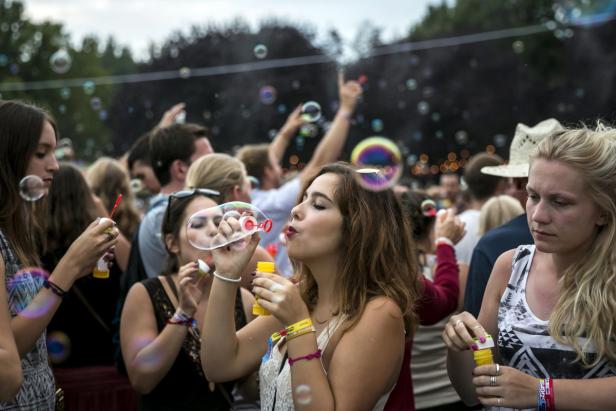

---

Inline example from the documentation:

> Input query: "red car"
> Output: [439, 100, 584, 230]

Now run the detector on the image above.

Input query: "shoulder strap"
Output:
[72, 284, 111, 334]
[160, 275, 179, 309]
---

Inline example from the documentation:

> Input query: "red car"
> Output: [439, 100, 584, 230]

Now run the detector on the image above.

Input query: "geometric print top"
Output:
[0, 229, 55, 411]
[494, 245, 616, 410]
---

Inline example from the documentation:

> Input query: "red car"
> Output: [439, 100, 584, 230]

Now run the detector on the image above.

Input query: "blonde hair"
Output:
[530, 124, 616, 367]
[478, 195, 524, 235]
[86, 157, 140, 238]
[186, 153, 246, 203]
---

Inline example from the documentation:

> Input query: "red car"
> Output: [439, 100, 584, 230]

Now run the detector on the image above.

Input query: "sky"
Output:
[24, 0, 444, 59]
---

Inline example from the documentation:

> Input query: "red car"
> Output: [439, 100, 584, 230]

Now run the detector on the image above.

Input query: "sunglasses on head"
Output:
[165, 188, 220, 226]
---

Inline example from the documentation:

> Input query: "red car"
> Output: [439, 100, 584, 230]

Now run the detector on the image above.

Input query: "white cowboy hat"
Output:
[481, 118, 563, 178]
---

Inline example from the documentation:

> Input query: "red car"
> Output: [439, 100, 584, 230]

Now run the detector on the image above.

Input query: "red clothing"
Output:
[385, 244, 460, 411]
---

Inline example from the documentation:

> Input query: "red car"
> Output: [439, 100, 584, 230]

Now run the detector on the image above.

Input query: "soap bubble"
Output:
[405, 78, 417, 90]
[49, 49, 72, 74]
[90, 97, 102, 111]
[187, 201, 272, 251]
[350, 137, 402, 191]
[59, 87, 71, 100]
[179, 67, 191, 79]
[512, 40, 525, 54]
[254, 44, 268, 59]
[300, 101, 322, 122]
[417, 101, 430, 115]
[174, 111, 186, 124]
[554, 1, 616, 26]
[82, 80, 96, 95]
[19, 175, 46, 201]
[47, 331, 71, 364]
[371, 118, 384, 133]
[259, 86, 277, 105]
[299, 123, 319, 138]
[295, 384, 313, 406]
[455, 130, 469, 145]
[130, 179, 144, 193]
[0, 53, 8, 66]
[494, 134, 507, 148]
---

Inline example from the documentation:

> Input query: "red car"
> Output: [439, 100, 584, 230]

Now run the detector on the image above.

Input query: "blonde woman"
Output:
[444, 126, 616, 410]
[186, 153, 272, 289]
[478, 195, 524, 236]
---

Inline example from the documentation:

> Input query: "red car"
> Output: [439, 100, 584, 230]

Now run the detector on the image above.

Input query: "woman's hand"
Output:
[435, 208, 466, 245]
[210, 215, 260, 280]
[62, 217, 120, 281]
[338, 71, 363, 112]
[473, 363, 537, 409]
[177, 261, 209, 317]
[442, 311, 487, 351]
[251, 272, 310, 327]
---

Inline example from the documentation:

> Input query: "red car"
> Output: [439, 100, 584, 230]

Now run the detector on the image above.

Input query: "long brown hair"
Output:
[295, 162, 421, 334]
[45, 163, 99, 253]
[0, 100, 58, 266]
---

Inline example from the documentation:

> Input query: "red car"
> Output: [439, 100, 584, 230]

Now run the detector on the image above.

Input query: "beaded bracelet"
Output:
[288, 349, 322, 366]
[43, 279, 68, 299]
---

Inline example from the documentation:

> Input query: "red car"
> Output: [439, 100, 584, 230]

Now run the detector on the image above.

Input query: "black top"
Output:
[42, 248, 121, 367]
[139, 276, 247, 411]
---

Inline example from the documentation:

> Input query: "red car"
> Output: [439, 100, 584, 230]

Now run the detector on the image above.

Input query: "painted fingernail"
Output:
[471, 344, 478, 351]
[250, 272, 256, 276]
[480, 337, 486, 344]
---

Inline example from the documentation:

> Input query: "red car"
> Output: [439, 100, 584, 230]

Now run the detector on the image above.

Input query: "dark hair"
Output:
[160, 192, 217, 275]
[0, 100, 58, 266]
[463, 153, 504, 201]
[46, 163, 98, 252]
[235, 143, 270, 182]
[399, 190, 436, 242]
[149, 123, 209, 186]
[295, 162, 421, 335]
[127, 133, 152, 172]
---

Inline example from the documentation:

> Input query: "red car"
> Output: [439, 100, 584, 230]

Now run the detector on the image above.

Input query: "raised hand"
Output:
[210, 214, 260, 280]
[442, 311, 487, 352]
[251, 272, 310, 327]
[435, 208, 466, 245]
[177, 261, 209, 317]
[157, 102, 186, 129]
[338, 70, 363, 112]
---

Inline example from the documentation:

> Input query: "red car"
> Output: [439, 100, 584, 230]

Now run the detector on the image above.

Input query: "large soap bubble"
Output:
[300, 101, 322, 122]
[351, 137, 402, 191]
[187, 201, 272, 250]
[19, 175, 46, 201]
[49, 49, 72, 74]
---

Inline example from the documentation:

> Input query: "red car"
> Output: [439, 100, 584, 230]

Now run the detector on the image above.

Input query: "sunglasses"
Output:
[165, 188, 220, 227]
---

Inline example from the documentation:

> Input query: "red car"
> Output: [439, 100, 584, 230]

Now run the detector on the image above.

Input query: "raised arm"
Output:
[269, 105, 306, 166]
[299, 71, 362, 184]
[0, 257, 22, 401]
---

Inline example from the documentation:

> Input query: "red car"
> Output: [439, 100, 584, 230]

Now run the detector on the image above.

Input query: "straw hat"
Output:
[481, 118, 563, 178]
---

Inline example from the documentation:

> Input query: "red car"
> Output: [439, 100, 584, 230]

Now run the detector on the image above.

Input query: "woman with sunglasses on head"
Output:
[0, 100, 119, 409]
[202, 162, 422, 410]
[120, 189, 256, 410]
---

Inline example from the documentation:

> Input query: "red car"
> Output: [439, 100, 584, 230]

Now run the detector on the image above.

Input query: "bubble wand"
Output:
[92, 194, 122, 279]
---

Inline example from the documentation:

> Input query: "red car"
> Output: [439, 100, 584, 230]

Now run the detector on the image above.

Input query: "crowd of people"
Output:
[1, 69, 615, 411]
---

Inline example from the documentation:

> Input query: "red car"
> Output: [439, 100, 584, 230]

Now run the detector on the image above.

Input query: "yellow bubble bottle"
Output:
[253, 261, 275, 316]
[473, 334, 495, 366]
[92, 218, 113, 279]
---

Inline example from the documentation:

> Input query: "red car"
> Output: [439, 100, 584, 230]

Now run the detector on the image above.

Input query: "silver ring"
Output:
[454, 319, 463, 327]
[270, 283, 283, 293]
[490, 375, 497, 387]
[495, 363, 500, 376]
[472, 324, 483, 330]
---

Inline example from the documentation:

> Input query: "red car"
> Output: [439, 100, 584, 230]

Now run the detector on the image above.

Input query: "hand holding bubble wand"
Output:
[92, 194, 122, 279]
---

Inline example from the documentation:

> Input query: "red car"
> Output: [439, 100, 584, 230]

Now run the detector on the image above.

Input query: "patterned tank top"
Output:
[494, 245, 616, 411]
[0, 229, 55, 410]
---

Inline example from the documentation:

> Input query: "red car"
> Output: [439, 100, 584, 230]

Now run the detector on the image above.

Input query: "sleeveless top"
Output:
[0, 229, 55, 410]
[493, 245, 616, 411]
[259, 315, 391, 411]
[139, 276, 247, 411]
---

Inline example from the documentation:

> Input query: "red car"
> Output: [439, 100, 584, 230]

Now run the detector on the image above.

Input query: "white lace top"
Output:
[259, 315, 391, 410]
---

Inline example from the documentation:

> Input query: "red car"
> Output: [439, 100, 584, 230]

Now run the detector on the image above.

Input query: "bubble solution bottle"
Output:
[473, 334, 495, 366]
[253, 261, 275, 316]
[92, 218, 113, 279]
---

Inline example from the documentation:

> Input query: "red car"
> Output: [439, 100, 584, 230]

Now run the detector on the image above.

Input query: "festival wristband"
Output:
[271, 318, 313, 343]
[288, 349, 322, 366]
[166, 310, 195, 327]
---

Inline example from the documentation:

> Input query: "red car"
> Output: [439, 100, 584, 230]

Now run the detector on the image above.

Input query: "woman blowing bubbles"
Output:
[443, 126, 616, 410]
[202, 162, 421, 410]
